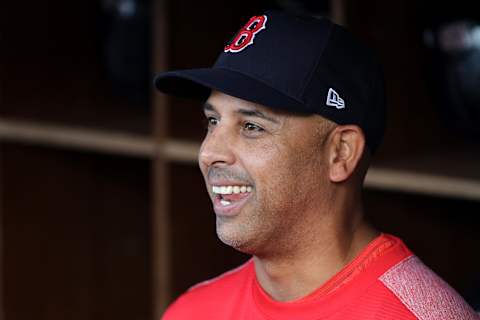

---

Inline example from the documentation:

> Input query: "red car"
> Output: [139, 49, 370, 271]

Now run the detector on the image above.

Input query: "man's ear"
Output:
[327, 125, 366, 183]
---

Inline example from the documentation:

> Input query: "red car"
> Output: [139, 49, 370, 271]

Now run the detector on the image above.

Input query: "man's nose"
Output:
[198, 128, 236, 168]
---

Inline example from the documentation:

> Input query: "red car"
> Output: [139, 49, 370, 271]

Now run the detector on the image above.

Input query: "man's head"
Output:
[197, 90, 368, 255]
[154, 10, 386, 255]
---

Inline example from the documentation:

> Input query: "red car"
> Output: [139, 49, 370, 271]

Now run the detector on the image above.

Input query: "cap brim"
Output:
[154, 68, 304, 112]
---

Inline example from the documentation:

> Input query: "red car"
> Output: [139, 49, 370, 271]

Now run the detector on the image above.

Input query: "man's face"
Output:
[198, 91, 332, 254]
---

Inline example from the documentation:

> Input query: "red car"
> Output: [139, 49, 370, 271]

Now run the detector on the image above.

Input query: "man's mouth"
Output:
[211, 185, 253, 215]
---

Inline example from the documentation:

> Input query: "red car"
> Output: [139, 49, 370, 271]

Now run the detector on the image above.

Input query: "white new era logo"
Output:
[326, 88, 345, 109]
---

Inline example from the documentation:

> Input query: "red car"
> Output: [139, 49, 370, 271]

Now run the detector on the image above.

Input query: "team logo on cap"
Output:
[224, 15, 267, 53]
[326, 88, 345, 109]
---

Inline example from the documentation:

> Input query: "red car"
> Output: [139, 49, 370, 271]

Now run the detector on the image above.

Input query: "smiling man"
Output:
[154, 10, 479, 320]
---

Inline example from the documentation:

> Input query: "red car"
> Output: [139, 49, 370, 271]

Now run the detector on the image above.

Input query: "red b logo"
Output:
[224, 15, 268, 53]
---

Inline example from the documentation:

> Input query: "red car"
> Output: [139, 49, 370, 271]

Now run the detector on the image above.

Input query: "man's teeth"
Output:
[220, 199, 231, 206]
[212, 185, 253, 195]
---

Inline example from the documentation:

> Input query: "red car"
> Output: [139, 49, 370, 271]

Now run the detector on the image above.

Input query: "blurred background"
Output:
[1, 0, 480, 319]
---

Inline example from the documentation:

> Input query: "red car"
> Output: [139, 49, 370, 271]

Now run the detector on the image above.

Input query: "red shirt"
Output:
[162, 234, 479, 320]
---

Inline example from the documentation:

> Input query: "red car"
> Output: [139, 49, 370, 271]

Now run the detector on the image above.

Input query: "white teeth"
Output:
[212, 185, 253, 195]
[220, 199, 231, 206]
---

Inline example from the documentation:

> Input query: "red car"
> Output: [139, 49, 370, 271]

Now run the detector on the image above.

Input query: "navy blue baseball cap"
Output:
[154, 10, 386, 152]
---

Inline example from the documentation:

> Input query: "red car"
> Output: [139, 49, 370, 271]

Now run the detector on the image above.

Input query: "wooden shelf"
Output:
[365, 167, 480, 202]
[0, 118, 155, 158]
[2, 117, 478, 202]
[0, 118, 198, 163]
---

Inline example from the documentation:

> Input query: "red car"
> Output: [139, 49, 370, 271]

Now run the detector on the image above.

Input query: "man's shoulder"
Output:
[378, 255, 479, 320]
[161, 259, 253, 320]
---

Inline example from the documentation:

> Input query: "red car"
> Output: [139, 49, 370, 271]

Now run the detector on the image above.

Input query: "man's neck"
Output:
[253, 221, 379, 302]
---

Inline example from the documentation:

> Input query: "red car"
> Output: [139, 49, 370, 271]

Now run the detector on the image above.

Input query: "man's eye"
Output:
[244, 122, 264, 132]
[206, 117, 219, 127]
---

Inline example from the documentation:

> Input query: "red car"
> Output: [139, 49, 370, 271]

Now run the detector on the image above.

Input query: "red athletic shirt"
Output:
[162, 234, 479, 319]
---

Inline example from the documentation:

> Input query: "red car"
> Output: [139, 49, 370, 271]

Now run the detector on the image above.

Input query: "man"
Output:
[154, 10, 479, 319]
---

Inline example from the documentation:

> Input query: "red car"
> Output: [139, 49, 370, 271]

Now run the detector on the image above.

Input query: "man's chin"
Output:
[216, 221, 256, 253]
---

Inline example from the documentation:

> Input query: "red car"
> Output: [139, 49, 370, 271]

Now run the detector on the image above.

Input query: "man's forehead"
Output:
[205, 91, 269, 112]
[204, 90, 301, 119]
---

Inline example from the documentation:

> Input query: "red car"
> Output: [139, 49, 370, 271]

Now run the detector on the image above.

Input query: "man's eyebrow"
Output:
[236, 108, 279, 124]
[202, 102, 279, 124]
[203, 102, 216, 113]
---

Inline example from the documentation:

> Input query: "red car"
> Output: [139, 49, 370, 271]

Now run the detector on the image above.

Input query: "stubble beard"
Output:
[215, 196, 278, 255]
[214, 192, 296, 257]
[215, 206, 264, 253]
[210, 166, 313, 257]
